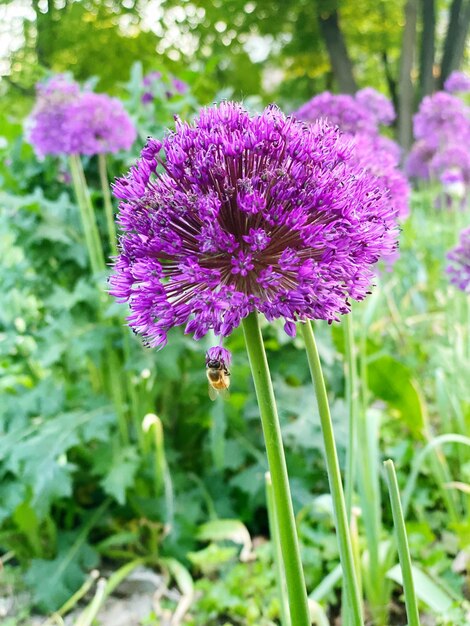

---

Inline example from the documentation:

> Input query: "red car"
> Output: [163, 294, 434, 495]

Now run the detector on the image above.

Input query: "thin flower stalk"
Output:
[243, 312, 309, 626]
[300, 320, 364, 626]
[98, 153, 118, 257]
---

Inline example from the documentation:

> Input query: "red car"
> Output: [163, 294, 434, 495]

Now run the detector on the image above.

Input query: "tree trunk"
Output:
[318, 9, 357, 94]
[398, 0, 419, 151]
[419, 0, 436, 97]
[450, 0, 470, 77]
[381, 50, 399, 116]
[439, 0, 470, 85]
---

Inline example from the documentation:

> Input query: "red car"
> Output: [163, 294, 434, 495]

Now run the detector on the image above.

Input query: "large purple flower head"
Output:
[444, 71, 470, 94]
[355, 88, 396, 126]
[447, 228, 470, 292]
[28, 75, 136, 157]
[294, 92, 378, 135]
[110, 102, 399, 348]
[28, 75, 81, 157]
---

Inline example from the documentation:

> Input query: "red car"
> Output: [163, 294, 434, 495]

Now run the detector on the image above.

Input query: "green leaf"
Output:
[367, 355, 426, 436]
[386, 563, 455, 613]
[24, 531, 99, 613]
[98, 446, 140, 505]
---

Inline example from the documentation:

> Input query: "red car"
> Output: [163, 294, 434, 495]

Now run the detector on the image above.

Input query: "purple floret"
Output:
[206, 346, 232, 368]
[110, 102, 400, 348]
[447, 228, 470, 292]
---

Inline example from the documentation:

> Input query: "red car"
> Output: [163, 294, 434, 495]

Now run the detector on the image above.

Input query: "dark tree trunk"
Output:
[381, 50, 399, 116]
[398, 0, 419, 150]
[318, 9, 357, 94]
[451, 0, 470, 76]
[419, 0, 436, 97]
[31, 0, 53, 67]
[439, 0, 470, 85]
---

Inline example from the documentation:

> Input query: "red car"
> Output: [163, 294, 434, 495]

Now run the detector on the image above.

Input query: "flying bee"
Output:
[206, 358, 231, 401]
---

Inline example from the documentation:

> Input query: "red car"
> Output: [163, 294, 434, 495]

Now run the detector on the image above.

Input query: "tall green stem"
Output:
[265, 472, 292, 626]
[300, 320, 364, 626]
[69, 155, 105, 274]
[384, 460, 421, 626]
[98, 153, 118, 257]
[242, 313, 310, 626]
[344, 311, 359, 520]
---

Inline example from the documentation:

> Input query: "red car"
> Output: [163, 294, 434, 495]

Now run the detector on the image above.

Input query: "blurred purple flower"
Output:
[355, 87, 396, 126]
[141, 71, 188, 104]
[444, 71, 470, 94]
[354, 133, 410, 220]
[66, 93, 136, 155]
[447, 227, 470, 292]
[28, 75, 136, 157]
[295, 92, 378, 134]
[413, 92, 470, 150]
[110, 102, 399, 348]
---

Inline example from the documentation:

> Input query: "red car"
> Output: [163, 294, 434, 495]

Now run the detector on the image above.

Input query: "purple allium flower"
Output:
[294, 92, 378, 135]
[296, 92, 408, 222]
[355, 87, 396, 126]
[66, 93, 137, 155]
[110, 102, 399, 348]
[429, 144, 470, 186]
[444, 71, 470, 94]
[28, 76, 136, 157]
[413, 92, 470, 150]
[206, 346, 232, 368]
[405, 140, 434, 180]
[27, 75, 81, 157]
[447, 227, 470, 292]
[354, 134, 410, 220]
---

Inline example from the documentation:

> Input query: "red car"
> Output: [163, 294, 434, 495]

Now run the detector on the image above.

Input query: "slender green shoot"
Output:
[265, 472, 291, 626]
[300, 320, 363, 626]
[242, 312, 310, 626]
[143, 413, 175, 530]
[98, 153, 118, 256]
[384, 459, 421, 626]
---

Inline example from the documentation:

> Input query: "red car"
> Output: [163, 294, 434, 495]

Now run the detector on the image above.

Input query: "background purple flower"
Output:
[294, 92, 378, 135]
[110, 102, 399, 348]
[447, 227, 470, 292]
[444, 71, 470, 94]
[413, 92, 470, 150]
[141, 71, 188, 104]
[27, 75, 136, 157]
[66, 93, 137, 155]
[27, 75, 80, 157]
[295, 91, 408, 223]
[355, 87, 396, 126]
[206, 346, 232, 367]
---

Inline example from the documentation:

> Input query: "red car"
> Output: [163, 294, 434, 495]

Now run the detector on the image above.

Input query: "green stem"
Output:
[69, 155, 101, 275]
[344, 311, 359, 520]
[242, 313, 310, 626]
[384, 460, 421, 626]
[70, 155, 106, 273]
[300, 320, 363, 626]
[265, 472, 292, 626]
[98, 153, 118, 257]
